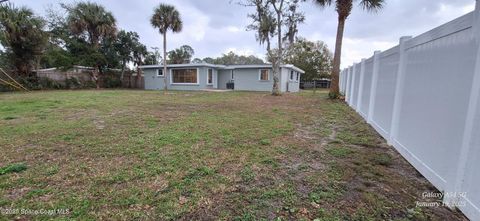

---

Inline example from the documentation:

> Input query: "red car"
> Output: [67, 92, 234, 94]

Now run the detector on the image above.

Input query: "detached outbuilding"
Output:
[140, 63, 304, 92]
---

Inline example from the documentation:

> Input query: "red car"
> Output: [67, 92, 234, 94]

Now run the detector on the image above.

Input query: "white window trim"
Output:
[258, 69, 270, 81]
[207, 68, 214, 85]
[290, 71, 294, 80]
[296, 72, 300, 82]
[157, 69, 164, 77]
[169, 68, 200, 85]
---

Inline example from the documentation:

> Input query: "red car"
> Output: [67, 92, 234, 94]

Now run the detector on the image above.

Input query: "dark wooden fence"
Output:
[121, 73, 144, 89]
[300, 80, 331, 89]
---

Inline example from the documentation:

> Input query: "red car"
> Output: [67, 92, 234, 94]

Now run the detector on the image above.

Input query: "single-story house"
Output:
[139, 63, 305, 92]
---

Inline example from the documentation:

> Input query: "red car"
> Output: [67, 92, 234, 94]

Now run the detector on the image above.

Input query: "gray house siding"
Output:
[217, 69, 232, 89]
[144, 67, 215, 90]
[283, 68, 301, 92]
[280, 68, 288, 92]
[142, 64, 303, 92]
[234, 68, 273, 92]
[144, 69, 162, 90]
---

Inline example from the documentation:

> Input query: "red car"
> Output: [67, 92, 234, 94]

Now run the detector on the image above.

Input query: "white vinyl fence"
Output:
[340, 2, 480, 220]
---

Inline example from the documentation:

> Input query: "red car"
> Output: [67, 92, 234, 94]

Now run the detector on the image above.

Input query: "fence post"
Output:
[348, 66, 354, 104]
[445, 0, 480, 207]
[367, 51, 381, 124]
[357, 59, 366, 113]
[345, 67, 350, 103]
[341, 69, 345, 94]
[349, 63, 357, 107]
[388, 36, 412, 145]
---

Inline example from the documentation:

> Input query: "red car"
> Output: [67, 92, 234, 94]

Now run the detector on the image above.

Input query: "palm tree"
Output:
[150, 4, 182, 93]
[66, 2, 117, 89]
[0, 4, 47, 76]
[315, 0, 384, 98]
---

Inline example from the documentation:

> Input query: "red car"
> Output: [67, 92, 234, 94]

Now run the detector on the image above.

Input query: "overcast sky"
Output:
[8, 0, 476, 68]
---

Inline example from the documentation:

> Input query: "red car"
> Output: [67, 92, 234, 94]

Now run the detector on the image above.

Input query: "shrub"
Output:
[102, 74, 122, 88]
[372, 153, 393, 166]
[65, 77, 82, 89]
[328, 91, 340, 99]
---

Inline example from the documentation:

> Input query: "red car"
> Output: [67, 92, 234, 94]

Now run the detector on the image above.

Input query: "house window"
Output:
[171, 69, 198, 84]
[296, 72, 299, 81]
[290, 71, 294, 80]
[231, 70, 234, 80]
[259, 69, 269, 81]
[207, 69, 213, 85]
[157, 69, 164, 76]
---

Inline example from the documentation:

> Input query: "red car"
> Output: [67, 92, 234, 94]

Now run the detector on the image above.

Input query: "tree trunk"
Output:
[272, 65, 281, 96]
[136, 66, 142, 89]
[120, 60, 126, 87]
[92, 68, 100, 89]
[163, 32, 168, 94]
[272, 3, 283, 96]
[330, 16, 346, 98]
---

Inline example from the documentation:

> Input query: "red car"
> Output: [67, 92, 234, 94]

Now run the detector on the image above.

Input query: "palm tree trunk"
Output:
[330, 16, 345, 97]
[163, 32, 168, 94]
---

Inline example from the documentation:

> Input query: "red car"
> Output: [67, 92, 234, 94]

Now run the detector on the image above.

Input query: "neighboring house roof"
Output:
[139, 63, 305, 74]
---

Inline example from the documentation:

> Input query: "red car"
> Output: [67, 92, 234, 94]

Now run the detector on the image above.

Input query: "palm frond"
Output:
[150, 4, 182, 34]
[314, 0, 333, 7]
[358, 0, 384, 12]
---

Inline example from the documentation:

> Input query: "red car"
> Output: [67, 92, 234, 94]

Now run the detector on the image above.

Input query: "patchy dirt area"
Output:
[0, 90, 468, 220]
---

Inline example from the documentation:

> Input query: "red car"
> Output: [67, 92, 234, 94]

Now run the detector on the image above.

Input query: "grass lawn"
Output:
[0, 90, 467, 220]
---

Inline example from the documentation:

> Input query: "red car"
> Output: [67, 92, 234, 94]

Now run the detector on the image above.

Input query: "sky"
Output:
[7, 0, 476, 68]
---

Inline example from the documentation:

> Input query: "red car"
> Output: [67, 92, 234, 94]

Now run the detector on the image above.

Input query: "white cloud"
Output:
[226, 26, 242, 33]
[5, 0, 477, 68]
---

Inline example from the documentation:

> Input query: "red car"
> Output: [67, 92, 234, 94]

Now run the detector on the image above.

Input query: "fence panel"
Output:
[346, 66, 353, 104]
[394, 12, 476, 191]
[461, 89, 480, 219]
[339, 6, 480, 221]
[359, 57, 374, 118]
[370, 47, 399, 138]
[351, 63, 361, 108]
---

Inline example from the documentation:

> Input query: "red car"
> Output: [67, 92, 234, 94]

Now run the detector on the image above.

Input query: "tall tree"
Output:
[0, 4, 47, 76]
[315, 0, 384, 98]
[202, 51, 265, 65]
[65, 1, 117, 89]
[283, 37, 333, 81]
[150, 4, 182, 93]
[144, 51, 161, 65]
[245, 0, 304, 95]
[115, 30, 141, 84]
[168, 45, 194, 64]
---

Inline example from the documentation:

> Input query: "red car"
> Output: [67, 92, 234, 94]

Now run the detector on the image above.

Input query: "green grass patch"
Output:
[0, 163, 27, 175]
[326, 145, 354, 158]
[372, 153, 393, 166]
[0, 90, 462, 220]
[240, 166, 255, 183]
